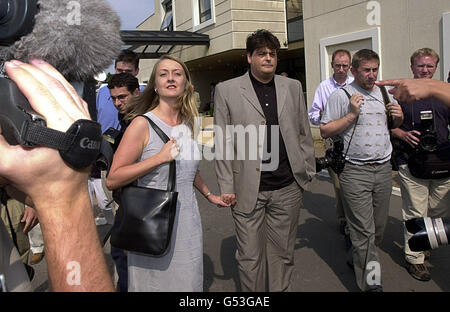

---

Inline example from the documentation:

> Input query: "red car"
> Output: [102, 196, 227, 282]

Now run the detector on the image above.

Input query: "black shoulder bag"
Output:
[110, 115, 178, 257]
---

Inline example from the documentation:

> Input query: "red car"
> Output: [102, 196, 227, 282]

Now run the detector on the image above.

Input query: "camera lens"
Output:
[0, 0, 38, 45]
[406, 217, 450, 251]
[0, 1, 10, 22]
[419, 132, 438, 153]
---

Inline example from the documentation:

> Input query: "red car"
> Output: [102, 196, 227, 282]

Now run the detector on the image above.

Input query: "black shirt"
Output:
[249, 72, 294, 191]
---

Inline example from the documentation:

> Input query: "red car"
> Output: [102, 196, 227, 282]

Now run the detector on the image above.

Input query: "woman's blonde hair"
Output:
[124, 55, 199, 131]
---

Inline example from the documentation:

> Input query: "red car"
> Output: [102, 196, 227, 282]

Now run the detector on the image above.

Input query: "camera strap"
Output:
[379, 85, 394, 129]
[341, 88, 359, 161]
[21, 119, 104, 169]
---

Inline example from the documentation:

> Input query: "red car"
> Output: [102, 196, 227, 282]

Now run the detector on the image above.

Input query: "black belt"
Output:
[348, 160, 389, 166]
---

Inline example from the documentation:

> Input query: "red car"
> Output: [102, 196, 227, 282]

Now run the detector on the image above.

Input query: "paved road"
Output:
[29, 159, 450, 292]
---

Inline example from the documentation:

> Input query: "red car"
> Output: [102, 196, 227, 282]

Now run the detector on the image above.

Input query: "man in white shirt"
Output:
[309, 49, 354, 235]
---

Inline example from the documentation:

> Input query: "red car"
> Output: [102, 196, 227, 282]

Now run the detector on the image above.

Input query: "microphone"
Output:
[1, 0, 123, 81]
[406, 217, 450, 252]
[0, 0, 123, 169]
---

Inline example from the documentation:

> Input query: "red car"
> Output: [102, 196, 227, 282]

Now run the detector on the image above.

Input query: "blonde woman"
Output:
[107, 55, 228, 291]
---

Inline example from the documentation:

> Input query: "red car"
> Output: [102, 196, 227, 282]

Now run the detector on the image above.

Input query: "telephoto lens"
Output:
[406, 217, 450, 251]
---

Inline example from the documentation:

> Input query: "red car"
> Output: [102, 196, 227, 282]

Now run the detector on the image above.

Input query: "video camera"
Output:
[315, 137, 346, 174]
[0, 0, 103, 169]
[406, 217, 449, 251]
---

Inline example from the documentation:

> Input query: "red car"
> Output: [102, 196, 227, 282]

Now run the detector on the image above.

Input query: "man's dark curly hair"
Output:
[107, 72, 139, 93]
[114, 50, 140, 70]
[246, 29, 281, 56]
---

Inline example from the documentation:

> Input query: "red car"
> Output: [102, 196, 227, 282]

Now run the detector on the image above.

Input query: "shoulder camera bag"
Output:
[110, 115, 178, 257]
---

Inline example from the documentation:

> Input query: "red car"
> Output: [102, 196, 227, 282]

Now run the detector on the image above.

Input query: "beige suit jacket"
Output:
[214, 72, 316, 214]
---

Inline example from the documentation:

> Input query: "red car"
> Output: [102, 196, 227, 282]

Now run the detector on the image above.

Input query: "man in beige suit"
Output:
[214, 29, 315, 291]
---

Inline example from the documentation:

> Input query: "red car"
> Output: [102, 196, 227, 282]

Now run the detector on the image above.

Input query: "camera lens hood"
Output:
[0, 0, 38, 46]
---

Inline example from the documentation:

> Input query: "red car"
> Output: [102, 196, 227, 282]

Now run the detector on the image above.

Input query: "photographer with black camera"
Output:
[390, 48, 450, 282]
[310, 49, 353, 236]
[320, 49, 403, 292]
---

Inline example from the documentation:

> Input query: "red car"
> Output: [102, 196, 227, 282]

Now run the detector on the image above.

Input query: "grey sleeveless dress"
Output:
[128, 112, 203, 292]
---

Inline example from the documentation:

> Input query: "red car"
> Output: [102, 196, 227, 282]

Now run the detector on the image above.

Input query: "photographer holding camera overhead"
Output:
[390, 48, 450, 282]
[320, 49, 403, 292]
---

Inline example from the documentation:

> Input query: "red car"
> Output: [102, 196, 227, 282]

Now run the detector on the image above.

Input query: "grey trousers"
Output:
[232, 181, 302, 292]
[339, 162, 392, 291]
[328, 167, 345, 220]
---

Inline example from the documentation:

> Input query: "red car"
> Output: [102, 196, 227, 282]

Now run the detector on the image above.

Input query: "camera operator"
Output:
[390, 48, 450, 282]
[0, 59, 114, 291]
[320, 49, 403, 292]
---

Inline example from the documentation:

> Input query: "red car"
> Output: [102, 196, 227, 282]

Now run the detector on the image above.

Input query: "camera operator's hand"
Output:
[1, 60, 90, 195]
[1, 59, 114, 291]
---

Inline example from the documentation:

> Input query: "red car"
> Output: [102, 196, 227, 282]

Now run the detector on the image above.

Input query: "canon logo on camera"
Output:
[80, 137, 101, 150]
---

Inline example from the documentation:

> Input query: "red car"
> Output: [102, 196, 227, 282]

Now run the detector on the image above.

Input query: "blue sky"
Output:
[101, 1, 155, 75]
[106, 0, 155, 30]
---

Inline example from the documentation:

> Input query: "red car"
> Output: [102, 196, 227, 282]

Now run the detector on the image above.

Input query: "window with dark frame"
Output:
[285, 0, 303, 42]
[160, 0, 173, 31]
[198, 0, 212, 24]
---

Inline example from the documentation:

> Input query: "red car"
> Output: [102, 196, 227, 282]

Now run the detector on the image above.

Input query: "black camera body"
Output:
[413, 110, 438, 153]
[315, 138, 346, 174]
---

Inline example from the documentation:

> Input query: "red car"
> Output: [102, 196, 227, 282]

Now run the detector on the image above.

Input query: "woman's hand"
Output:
[207, 194, 231, 207]
[157, 137, 179, 163]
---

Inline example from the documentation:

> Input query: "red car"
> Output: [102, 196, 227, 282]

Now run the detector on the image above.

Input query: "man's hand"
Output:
[220, 193, 237, 207]
[386, 102, 404, 128]
[21, 205, 38, 234]
[376, 79, 432, 103]
[392, 128, 421, 148]
[1, 59, 91, 204]
[2, 59, 114, 292]
[207, 194, 231, 207]
[349, 94, 364, 117]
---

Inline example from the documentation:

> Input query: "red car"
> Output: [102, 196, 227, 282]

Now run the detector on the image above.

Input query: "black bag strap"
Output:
[139, 114, 176, 192]
[379, 85, 394, 129]
[3, 201, 19, 251]
[340, 88, 359, 160]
